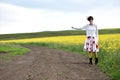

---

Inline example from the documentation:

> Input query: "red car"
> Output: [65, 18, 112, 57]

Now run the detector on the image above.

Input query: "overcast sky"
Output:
[0, 0, 120, 34]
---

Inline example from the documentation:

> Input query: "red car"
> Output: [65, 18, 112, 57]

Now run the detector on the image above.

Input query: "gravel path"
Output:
[0, 46, 111, 80]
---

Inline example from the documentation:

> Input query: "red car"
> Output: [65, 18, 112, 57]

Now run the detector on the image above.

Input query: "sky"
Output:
[0, 0, 120, 34]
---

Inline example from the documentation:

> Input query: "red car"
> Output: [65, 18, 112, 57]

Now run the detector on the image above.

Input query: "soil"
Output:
[0, 46, 111, 80]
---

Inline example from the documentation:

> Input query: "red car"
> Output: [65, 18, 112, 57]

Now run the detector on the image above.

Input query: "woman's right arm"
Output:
[71, 26, 82, 30]
[71, 25, 87, 30]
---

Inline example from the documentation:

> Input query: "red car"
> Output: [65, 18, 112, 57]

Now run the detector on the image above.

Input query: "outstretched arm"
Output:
[71, 25, 87, 30]
[71, 26, 82, 30]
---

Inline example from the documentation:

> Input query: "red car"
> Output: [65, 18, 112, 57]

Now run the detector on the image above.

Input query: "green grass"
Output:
[98, 41, 120, 80]
[0, 43, 30, 60]
[21, 42, 84, 54]
[0, 28, 120, 40]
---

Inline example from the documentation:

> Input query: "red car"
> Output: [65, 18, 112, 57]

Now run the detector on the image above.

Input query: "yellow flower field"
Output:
[0, 34, 119, 44]
[0, 34, 119, 55]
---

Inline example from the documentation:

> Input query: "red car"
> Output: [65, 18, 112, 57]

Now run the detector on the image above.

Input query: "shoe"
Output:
[89, 58, 92, 65]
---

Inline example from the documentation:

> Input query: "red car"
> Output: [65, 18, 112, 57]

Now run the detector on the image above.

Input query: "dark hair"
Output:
[87, 16, 94, 21]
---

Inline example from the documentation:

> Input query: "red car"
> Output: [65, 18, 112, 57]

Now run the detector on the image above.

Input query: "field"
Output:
[0, 28, 119, 40]
[0, 29, 120, 80]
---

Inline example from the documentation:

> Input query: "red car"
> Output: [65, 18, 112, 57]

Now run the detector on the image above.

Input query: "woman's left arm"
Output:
[96, 25, 98, 42]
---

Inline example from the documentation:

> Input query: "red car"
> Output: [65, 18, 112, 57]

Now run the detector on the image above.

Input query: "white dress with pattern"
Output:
[73, 24, 99, 52]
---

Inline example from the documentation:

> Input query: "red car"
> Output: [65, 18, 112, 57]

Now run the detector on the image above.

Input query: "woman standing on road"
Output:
[72, 16, 99, 65]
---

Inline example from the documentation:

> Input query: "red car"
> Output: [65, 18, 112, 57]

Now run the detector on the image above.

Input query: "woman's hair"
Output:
[87, 16, 94, 21]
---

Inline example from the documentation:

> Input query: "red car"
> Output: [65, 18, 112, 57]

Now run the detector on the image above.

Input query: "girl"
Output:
[72, 16, 99, 65]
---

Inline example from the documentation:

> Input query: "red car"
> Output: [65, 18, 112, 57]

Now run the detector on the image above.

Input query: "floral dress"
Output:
[73, 24, 99, 52]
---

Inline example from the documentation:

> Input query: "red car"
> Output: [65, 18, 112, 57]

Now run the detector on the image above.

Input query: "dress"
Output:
[74, 24, 99, 52]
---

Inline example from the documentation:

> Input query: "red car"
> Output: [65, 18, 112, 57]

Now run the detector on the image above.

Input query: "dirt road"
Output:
[0, 46, 111, 80]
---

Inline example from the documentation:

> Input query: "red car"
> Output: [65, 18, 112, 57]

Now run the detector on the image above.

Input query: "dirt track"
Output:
[0, 46, 111, 80]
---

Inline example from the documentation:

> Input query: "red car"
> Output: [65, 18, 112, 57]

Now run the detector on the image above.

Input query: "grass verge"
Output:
[0, 43, 30, 60]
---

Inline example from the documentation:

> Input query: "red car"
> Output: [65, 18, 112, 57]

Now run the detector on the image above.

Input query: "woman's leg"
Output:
[88, 52, 92, 64]
[93, 52, 98, 58]
[88, 52, 92, 58]
[94, 52, 98, 64]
